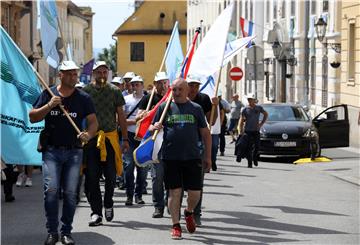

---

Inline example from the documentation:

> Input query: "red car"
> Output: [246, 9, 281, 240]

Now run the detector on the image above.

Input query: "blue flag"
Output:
[39, 0, 59, 68]
[0, 26, 44, 165]
[165, 21, 184, 84]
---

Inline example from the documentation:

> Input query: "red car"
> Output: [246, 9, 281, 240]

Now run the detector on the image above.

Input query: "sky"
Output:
[72, 0, 135, 52]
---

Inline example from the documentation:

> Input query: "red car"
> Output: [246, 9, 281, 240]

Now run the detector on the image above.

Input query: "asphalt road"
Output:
[1, 139, 359, 245]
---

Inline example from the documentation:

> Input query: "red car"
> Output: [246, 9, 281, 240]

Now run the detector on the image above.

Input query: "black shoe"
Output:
[104, 207, 114, 221]
[152, 208, 164, 218]
[60, 234, 75, 245]
[88, 214, 103, 226]
[253, 159, 258, 166]
[44, 233, 58, 245]
[118, 183, 126, 190]
[5, 195, 15, 202]
[212, 162, 217, 171]
[220, 152, 224, 156]
[236, 156, 242, 163]
[194, 214, 202, 226]
[125, 196, 133, 206]
[135, 196, 145, 204]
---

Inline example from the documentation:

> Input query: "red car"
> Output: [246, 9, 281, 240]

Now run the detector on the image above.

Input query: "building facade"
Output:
[340, 2, 360, 147]
[113, 0, 187, 87]
[1, 1, 93, 85]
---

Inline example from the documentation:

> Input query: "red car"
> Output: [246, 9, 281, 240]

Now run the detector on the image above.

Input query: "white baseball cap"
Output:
[247, 93, 256, 99]
[93, 61, 108, 70]
[186, 75, 202, 84]
[154, 72, 169, 82]
[123, 72, 136, 79]
[111, 76, 123, 84]
[130, 75, 144, 83]
[59, 61, 80, 71]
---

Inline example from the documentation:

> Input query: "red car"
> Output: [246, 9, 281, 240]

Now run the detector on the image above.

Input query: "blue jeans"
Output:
[123, 132, 147, 198]
[43, 147, 82, 235]
[211, 134, 220, 165]
[151, 161, 165, 209]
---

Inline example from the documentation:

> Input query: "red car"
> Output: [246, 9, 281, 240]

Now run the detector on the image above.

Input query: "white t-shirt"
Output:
[124, 93, 143, 133]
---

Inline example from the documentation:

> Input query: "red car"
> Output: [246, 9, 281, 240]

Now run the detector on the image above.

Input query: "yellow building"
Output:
[113, 0, 187, 87]
[340, 2, 360, 147]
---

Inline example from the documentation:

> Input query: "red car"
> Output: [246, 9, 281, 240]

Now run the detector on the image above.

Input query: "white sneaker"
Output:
[16, 173, 25, 187]
[25, 177, 32, 187]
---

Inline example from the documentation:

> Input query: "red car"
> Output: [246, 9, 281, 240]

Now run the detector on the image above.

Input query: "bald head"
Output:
[172, 78, 188, 103]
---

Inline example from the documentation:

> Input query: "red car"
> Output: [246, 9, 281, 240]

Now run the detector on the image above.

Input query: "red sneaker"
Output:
[184, 210, 196, 233]
[171, 226, 182, 240]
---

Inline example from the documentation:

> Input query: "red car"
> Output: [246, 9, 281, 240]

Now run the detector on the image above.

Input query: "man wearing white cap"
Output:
[83, 61, 129, 227]
[238, 93, 268, 168]
[135, 71, 169, 218]
[111, 76, 125, 92]
[123, 75, 147, 206]
[29, 60, 98, 245]
[122, 71, 136, 96]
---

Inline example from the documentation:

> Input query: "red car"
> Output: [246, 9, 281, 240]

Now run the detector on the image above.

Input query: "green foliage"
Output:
[97, 44, 117, 72]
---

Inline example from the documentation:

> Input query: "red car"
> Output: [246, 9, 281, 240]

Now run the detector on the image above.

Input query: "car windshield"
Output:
[261, 105, 310, 121]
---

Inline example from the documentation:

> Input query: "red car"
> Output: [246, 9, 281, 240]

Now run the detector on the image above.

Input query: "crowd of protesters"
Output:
[1, 59, 267, 244]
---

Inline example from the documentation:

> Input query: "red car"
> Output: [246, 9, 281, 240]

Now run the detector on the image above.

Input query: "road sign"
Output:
[229, 66, 243, 81]
[247, 45, 264, 64]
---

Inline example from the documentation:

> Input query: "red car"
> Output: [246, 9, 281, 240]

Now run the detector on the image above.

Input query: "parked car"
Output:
[258, 104, 349, 159]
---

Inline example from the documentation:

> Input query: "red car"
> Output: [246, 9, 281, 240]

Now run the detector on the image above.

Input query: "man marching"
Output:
[29, 60, 98, 245]
[83, 61, 129, 227]
[149, 78, 211, 239]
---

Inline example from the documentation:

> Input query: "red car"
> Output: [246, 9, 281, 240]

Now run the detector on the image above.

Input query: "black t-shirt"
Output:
[153, 100, 207, 160]
[192, 93, 212, 115]
[138, 93, 163, 110]
[33, 86, 96, 146]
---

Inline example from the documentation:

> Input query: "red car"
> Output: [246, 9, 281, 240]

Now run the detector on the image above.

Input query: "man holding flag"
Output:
[149, 78, 211, 239]
[29, 60, 98, 245]
[135, 71, 169, 218]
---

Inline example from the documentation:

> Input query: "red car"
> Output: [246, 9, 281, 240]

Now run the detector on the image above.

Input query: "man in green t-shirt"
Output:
[83, 61, 129, 227]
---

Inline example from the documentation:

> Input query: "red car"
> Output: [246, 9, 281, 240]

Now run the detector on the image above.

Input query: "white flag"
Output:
[187, 2, 234, 89]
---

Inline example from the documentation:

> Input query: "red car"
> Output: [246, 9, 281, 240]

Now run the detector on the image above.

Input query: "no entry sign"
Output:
[229, 67, 243, 81]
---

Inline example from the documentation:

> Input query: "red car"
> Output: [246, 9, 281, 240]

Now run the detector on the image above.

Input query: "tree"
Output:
[97, 43, 117, 72]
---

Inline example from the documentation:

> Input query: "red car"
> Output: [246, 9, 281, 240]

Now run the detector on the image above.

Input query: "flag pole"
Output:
[208, 7, 235, 130]
[145, 21, 179, 111]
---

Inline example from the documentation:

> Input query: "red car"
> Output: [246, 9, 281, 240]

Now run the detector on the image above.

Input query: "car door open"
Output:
[313, 104, 349, 148]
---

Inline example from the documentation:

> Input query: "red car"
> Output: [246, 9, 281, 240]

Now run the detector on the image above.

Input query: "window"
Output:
[310, 56, 316, 104]
[273, 0, 277, 19]
[323, 0, 329, 12]
[130, 42, 144, 62]
[281, 0, 285, 18]
[291, 0, 295, 16]
[250, 1, 253, 20]
[245, 0, 248, 19]
[322, 55, 328, 107]
[311, 0, 316, 15]
[348, 21, 355, 84]
[266, 0, 270, 23]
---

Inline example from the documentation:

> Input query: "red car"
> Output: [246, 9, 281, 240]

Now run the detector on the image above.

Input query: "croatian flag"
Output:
[240, 17, 254, 37]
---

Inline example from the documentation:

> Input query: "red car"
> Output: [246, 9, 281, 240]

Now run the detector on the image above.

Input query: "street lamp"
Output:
[315, 16, 341, 59]
[272, 41, 282, 60]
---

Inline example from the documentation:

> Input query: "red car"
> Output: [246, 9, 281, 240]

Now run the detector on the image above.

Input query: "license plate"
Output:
[274, 141, 296, 147]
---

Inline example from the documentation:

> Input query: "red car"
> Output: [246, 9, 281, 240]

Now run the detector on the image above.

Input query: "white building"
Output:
[187, 0, 265, 103]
